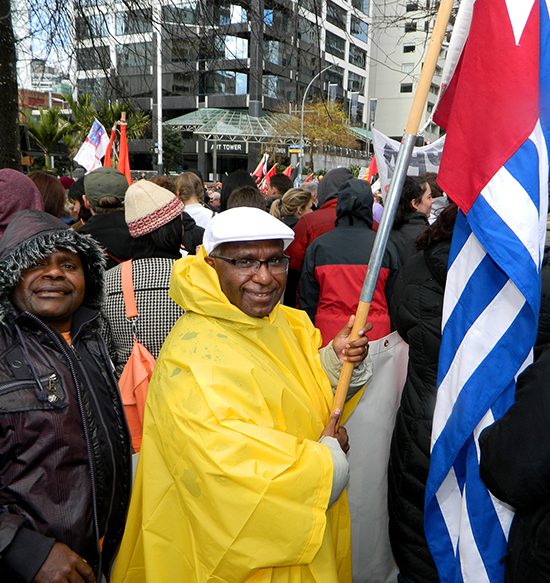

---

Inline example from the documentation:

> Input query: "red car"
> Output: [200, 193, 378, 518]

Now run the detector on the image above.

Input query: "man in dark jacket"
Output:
[299, 179, 400, 345]
[0, 210, 131, 583]
[80, 166, 134, 269]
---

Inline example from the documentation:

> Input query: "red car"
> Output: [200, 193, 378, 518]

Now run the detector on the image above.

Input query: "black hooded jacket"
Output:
[387, 240, 451, 583]
[0, 210, 131, 583]
[299, 179, 401, 345]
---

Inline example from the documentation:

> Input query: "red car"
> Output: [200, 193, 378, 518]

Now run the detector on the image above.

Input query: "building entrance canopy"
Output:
[163, 108, 302, 144]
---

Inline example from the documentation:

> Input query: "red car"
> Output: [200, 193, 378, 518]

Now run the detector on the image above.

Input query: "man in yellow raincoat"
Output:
[112, 207, 373, 583]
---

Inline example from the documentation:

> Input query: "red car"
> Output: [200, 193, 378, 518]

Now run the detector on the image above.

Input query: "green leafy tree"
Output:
[161, 127, 186, 173]
[64, 93, 150, 142]
[22, 107, 70, 170]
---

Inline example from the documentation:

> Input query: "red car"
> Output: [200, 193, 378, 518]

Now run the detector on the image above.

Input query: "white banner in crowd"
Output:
[372, 127, 446, 199]
[345, 331, 409, 583]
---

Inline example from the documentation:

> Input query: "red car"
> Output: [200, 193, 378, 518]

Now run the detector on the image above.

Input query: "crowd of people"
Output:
[0, 163, 542, 583]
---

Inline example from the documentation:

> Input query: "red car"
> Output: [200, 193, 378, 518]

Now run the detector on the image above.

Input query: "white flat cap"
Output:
[203, 207, 295, 254]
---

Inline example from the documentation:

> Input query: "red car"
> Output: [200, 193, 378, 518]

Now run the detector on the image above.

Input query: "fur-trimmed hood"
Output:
[0, 209, 106, 324]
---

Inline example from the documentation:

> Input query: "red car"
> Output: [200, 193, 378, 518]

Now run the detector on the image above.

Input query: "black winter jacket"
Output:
[0, 210, 131, 582]
[389, 212, 430, 267]
[480, 344, 550, 583]
[387, 241, 451, 583]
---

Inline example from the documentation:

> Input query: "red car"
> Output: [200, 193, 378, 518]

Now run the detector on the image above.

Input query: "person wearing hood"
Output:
[299, 179, 401, 346]
[0, 210, 131, 583]
[112, 206, 373, 583]
[286, 167, 354, 274]
[0, 169, 44, 238]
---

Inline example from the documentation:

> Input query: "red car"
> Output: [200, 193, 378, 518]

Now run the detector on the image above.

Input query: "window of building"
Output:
[406, 2, 419, 11]
[76, 45, 111, 71]
[264, 40, 280, 65]
[162, 3, 198, 26]
[349, 45, 366, 68]
[213, 2, 248, 25]
[430, 82, 439, 94]
[171, 72, 196, 95]
[327, 0, 347, 30]
[77, 76, 109, 99]
[224, 36, 248, 59]
[347, 71, 365, 93]
[352, 0, 370, 15]
[404, 21, 417, 33]
[170, 37, 198, 62]
[401, 62, 414, 74]
[76, 0, 108, 6]
[264, 8, 274, 25]
[350, 16, 368, 43]
[404, 44, 416, 53]
[75, 14, 109, 40]
[263, 75, 284, 99]
[206, 71, 247, 95]
[116, 42, 152, 68]
[325, 66, 344, 87]
[325, 31, 346, 60]
[115, 9, 152, 36]
[400, 83, 413, 93]
[427, 102, 434, 113]
[424, 21, 430, 32]
[298, 18, 318, 45]
[301, 0, 317, 12]
[120, 74, 154, 98]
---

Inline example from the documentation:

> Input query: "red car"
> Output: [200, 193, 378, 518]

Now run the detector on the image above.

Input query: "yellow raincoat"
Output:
[112, 247, 352, 583]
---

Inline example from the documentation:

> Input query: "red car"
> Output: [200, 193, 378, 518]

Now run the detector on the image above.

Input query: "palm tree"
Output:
[22, 107, 71, 170]
[64, 93, 150, 142]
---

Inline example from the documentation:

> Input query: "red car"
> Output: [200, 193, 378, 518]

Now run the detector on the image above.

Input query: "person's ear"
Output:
[410, 198, 419, 211]
[204, 256, 215, 268]
[82, 195, 92, 210]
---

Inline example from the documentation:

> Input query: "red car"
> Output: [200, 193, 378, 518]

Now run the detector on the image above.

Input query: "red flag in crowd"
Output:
[118, 115, 131, 185]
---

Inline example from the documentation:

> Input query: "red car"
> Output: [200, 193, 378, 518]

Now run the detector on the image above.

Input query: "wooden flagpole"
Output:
[332, 0, 455, 418]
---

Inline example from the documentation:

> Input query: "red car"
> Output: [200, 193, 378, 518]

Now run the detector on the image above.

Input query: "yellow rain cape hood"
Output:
[112, 247, 352, 583]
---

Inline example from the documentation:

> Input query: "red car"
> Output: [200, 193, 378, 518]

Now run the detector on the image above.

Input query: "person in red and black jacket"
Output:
[299, 179, 401, 346]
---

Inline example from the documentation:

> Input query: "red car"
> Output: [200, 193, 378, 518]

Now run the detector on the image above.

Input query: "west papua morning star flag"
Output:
[74, 119, 110, 173]
[425, 2, 550, 583]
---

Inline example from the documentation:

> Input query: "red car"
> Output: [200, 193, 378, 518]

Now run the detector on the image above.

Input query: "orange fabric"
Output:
[118, 121, 131, 185]
[119, 259, 156, 452]
[103, 127, 116, 168]
[119, 340, 156, 452]
[61, 331, 72, 345]
[120, 261, 138, 318]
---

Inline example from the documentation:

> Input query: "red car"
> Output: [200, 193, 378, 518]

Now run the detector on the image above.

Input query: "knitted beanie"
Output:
[125, 180, 185, 238]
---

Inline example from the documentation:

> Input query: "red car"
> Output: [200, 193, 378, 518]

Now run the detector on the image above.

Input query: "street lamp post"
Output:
[299, 64, 332, 185]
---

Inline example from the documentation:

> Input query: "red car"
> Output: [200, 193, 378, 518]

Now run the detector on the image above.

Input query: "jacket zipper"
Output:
[72, 340, 118, 538]
[0, 373, 56, 395]
[24, 313, 103, 578]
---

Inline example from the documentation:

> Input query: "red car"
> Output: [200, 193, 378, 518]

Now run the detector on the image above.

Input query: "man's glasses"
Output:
[210, 254, 290, 275]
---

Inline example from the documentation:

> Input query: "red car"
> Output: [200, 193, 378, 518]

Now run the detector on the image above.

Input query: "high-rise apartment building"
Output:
[74, 0, 372, 172]
[368, 0, 446, 143]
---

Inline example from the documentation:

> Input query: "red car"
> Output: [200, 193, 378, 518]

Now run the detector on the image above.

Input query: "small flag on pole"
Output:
[282, 165, 292, 178]
[103, 124, 117, 168]
[252, 153, 269, 181]
[118, 114, 131, 185]
[74, 119, 109, 173]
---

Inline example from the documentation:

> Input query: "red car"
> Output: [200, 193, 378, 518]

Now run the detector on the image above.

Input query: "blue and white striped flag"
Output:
[425, 0, 550, 582]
